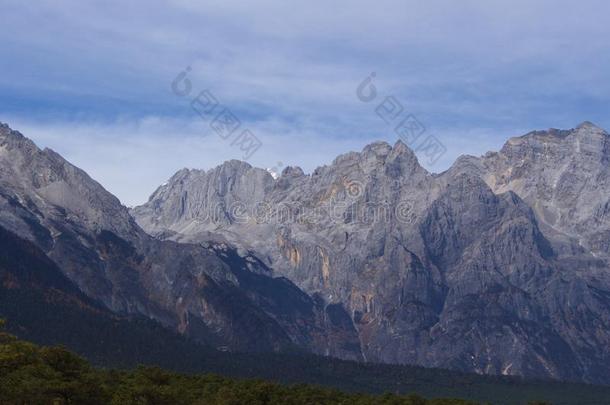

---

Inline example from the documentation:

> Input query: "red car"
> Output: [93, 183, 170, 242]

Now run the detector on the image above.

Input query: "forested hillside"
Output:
[0, 323, 476, 405]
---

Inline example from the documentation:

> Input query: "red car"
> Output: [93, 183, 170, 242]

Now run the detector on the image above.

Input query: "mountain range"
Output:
[1, 121, 609, 385]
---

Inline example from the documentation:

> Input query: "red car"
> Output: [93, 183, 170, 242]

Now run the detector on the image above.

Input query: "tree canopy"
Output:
[0, 323, 475, 405]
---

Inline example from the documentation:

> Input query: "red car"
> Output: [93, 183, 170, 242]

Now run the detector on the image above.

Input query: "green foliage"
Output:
[0, 324, 474, 405]
[0, 327, 110, 404]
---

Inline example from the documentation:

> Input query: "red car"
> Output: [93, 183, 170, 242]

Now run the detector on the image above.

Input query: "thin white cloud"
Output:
[1, 0, 609, 205]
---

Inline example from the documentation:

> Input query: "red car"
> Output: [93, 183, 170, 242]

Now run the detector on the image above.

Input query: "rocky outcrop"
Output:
[478, 122, 610, 258]
[133, 122, 610, 384]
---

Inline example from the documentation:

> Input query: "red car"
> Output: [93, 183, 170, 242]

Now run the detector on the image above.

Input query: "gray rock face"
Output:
[480, 122, 610, 258]
[0, 123, 362, 359]
[133, 122, 610, 384]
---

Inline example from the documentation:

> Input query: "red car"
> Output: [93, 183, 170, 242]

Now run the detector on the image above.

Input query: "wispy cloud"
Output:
[1, 0, 609, 204]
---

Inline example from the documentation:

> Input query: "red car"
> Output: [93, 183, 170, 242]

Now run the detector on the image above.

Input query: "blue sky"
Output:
[1, 0, 610, 205]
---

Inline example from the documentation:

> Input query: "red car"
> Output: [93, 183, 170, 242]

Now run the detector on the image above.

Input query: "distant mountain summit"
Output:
[133, 122, 610, 384]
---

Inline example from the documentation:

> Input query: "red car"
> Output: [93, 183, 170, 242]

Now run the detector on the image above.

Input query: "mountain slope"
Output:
[0, 223, 222, 369]
[0, 122, 361, 359]
[7, 222, 610, 405]
[133, 122, 610, 384]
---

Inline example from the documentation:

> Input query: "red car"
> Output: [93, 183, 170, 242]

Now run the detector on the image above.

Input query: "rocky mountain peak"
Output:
[0, 121, 17, 137]
[361, 140, 392, 157]
[328, 140, 424, 179]
[575, 120, 604, 132]
[280, 166, 305, 178]
[497, 121, 609, 162]
[391, 139, 415, 155]
[571, 120, 609, 145]
[385, 139, 425, 177]
[0, 122, 39, 155]
[0, 123, 136, 240]
[217, 159, 256, 172]
[360, 139, 421, 164]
